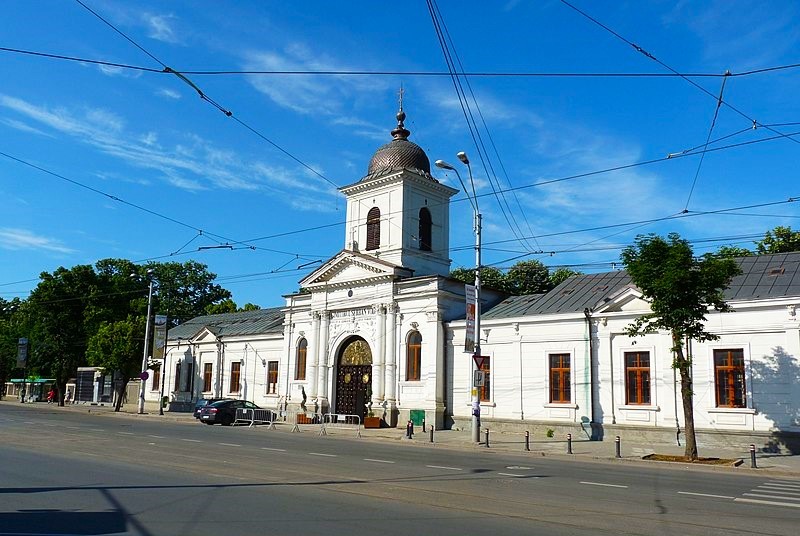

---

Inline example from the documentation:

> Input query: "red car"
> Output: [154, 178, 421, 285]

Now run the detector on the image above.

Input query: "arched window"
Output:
[366, 207, 381, 250]
[295, 338, 307, 380]
[419, 207, 432, 251]
[406, 331, 422, 381]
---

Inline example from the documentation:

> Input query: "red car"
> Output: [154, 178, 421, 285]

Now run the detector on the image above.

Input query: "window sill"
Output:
[544, 403, 577, 409]
[619, 405, 660, 411]
[465, 401, 496, 407]
[708, 407, 755, 414]
[265, 393, 280, 398]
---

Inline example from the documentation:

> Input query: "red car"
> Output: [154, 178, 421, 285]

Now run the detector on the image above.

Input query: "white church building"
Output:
[148, 108, 800, 449]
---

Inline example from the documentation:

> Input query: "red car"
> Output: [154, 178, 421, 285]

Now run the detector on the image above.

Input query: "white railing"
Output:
[233, 408, 277, 429]
[320, 413, 362, 438]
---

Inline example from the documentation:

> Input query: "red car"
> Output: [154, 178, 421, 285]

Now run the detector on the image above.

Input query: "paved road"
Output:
[0, 404, 797, 535]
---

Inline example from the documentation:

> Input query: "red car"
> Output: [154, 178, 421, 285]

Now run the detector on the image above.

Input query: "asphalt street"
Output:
[0, 404, 797, 535]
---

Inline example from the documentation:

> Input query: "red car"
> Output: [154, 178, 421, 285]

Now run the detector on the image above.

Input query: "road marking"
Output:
[148, 435, 166, 439]
[309, 452, 337, 457]
[261, 447, 287, 452]
[743, 493, 800, 501]
[426, 465, 462, 471]
[24, 421, 36, 424]
[219, 443, 241, 447]
[760, 482, 800, 490]
[580, 481, 628, 489]
[506, 465, 532, 470]
[678, 491, 735, 499]
[498, 472, 525, 477]
[758, 486, 800, 495]
[117, 432, 135, 435]
[65, 426, 81, 430]
[364, 458, 395, 464]
[89, 429, 105, 432]
[735, 497, 800, 508]
[180, 438, 202, 443]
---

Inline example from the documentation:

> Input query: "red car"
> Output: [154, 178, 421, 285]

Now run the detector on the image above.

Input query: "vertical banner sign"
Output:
[152, 315, 168, 361]
[17, 338, 28, 369]
[464, 284, 476, 353]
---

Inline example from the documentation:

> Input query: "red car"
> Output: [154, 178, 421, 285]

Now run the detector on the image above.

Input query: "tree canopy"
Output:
[450, 260, 581, 295]
[755, 225, 800, 254]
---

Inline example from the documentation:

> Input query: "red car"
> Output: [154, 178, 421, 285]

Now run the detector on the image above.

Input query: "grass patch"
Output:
[643, 454, 741, 466]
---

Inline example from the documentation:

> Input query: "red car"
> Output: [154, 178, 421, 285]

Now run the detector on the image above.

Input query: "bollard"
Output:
[484, 428, 490, 448]
[422, 418, 426, 433]
[567, 433, 573, 454]
[525, 430, 530, 452]
[750, 444, 757, 468]
[430, 426, 434, 443]
[615, 435, 621, 458]
[406, 420, 414, 439]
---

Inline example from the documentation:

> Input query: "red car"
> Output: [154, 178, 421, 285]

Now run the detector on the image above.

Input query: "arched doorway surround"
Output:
[334, 336, 372, 420]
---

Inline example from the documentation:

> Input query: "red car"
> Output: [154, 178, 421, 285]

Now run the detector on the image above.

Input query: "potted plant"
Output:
[363, 402, 381, 428]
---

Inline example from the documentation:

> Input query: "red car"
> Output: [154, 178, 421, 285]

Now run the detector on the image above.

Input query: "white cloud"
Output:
[0, 118, 54, 137]
[0, 228, 75, 254]
[143, 13, 179, 43]
[97, 64, 143, 79]
[156, 88, 181, 100]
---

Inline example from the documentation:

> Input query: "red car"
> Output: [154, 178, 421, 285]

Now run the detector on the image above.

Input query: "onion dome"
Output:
[366, 108, 433, 179]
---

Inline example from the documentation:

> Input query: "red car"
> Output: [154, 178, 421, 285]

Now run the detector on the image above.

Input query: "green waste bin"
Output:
[409, 409, 425, 426]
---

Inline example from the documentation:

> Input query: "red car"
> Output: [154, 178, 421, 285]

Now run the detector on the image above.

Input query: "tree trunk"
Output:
[114, 379, 128, 412]
[674, 334, 699, 460]
[56, 378, 67, 407]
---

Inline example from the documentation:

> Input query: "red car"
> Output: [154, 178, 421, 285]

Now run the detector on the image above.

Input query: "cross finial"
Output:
[398, 84, 404, 112]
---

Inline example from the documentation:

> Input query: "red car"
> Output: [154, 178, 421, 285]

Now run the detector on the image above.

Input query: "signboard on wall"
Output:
[464, 284, 476, 353]
[152, 315, 168, 360]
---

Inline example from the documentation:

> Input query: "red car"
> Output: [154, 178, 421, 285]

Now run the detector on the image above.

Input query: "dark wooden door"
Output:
[335, 365, 371, 419]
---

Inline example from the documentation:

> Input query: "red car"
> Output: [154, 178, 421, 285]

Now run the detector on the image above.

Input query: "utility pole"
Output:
[136, 269, 155, 414]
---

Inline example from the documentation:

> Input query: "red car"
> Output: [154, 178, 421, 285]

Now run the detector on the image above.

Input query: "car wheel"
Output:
[221, 414, 233, 426]
[203, 421, 214, 425]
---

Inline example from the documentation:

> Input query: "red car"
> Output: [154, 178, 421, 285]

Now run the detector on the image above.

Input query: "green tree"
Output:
[86, 316, 144, 411]
[240, 303, 261, 311]
[506, 260, 550, 295]
[204, 298, 238, 315]
[0, 298, 25, 399]
[715, 245, 753, 258]
[145, 261, 232, 325]
[755, 226, 800, 254]
[622, 233, 741, 460]
[548, 267, 582, 288]
[450, 266, 510, 293]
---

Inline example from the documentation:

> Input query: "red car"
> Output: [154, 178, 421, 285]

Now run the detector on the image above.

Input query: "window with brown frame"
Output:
[406, 331, 422, 381]
[229, 362, 241, 393]
[625, 351, 651, 405]
[549, 354, 571, 403]
[295, 338, 307, 380]
[267, 361, 278, 394]
[714, 349, 746, 408]
[173, 362, 181, 392]
[151, 365, 160, 391]
[479, 357, 491, 402]
[366, 207, 380, 250]
[203, 363, 213, 392]
[418, 207, 432, 251]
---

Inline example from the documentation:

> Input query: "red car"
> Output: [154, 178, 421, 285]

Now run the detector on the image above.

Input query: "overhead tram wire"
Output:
[72, 0, 340, 191]
[431, 0, 541, 252]
[427, 0, 533, 253]
[5, 46, 800, 79]
[558, 0, 800, 147]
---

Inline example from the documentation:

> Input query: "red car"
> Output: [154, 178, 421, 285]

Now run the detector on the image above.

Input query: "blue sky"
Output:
[2, 0, 800, 308]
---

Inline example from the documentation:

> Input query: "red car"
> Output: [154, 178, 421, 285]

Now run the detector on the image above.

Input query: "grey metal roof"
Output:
[168, 307, 284, 341]
[482, 252, 800, 320]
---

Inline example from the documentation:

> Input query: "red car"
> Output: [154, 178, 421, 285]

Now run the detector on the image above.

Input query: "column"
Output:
[317, 311, 331, 410]
[371, 304, 385, 407]
[377, 304, 386, 401]
[384, 303, 397, 404]
[308, 311, 321, 401]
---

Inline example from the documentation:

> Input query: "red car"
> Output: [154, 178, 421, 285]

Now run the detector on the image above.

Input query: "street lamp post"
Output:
[136, 269, 155, 414]
[435, 154, 482, 443]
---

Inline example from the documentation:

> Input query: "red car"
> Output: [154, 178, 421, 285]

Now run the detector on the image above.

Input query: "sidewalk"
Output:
[11, 401, 800, 475]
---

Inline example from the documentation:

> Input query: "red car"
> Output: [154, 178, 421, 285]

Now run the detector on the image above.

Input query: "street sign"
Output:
[464, 284, 476, 353]
[16, 338, 28, 369]
[139, 371, 149, 381]
[473, 370, 485, 387]
[472, 355, 488, 370]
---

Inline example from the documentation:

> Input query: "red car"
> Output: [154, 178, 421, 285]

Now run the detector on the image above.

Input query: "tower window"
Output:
[419, 207, 432, 251]
[366, 207, 380, 250]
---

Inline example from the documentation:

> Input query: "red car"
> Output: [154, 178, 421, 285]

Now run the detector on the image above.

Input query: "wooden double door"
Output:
[334, 337, 372, 420]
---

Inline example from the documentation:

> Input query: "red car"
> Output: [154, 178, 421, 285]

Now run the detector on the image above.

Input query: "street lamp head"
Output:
[457, 151, 469, 165]
[434, 159, 455, 171]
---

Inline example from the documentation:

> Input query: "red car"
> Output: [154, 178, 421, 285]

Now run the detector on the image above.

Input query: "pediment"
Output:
[190, 327, 219, 343]
[593, 285, 651, 314]
[300, 250, 412, 288]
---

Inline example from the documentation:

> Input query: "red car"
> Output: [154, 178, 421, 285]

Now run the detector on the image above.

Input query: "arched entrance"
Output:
[335, 337, 372, 420]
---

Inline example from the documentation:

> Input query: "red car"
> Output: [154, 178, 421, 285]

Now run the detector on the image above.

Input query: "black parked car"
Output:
[193, 398, 231, 419]
[198, 399, 261, 426]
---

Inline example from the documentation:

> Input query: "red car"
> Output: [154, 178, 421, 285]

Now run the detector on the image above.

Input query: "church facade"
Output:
[150, 108, 800, 448]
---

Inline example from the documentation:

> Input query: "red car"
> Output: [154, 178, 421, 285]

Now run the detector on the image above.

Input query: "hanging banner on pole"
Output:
[152, 315, 168, 361]
[464, 284, 476, 353]
[17, 338, 28, 369]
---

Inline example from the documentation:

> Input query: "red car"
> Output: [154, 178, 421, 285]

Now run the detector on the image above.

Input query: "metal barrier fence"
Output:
[320, 413, 362, 438]
[233, 408, 278, 429]
[288, 411, 323, 432]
